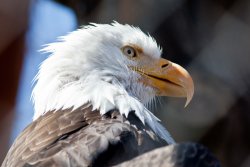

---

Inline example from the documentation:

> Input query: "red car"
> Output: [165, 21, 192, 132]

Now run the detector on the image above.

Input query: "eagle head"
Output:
[32, 22, 194, 143]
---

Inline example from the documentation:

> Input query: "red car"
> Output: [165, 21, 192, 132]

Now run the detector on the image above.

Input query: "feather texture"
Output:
[2, 106, 167, 167]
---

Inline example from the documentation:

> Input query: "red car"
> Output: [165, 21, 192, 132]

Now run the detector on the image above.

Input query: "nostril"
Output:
[161, 63, 169, 68]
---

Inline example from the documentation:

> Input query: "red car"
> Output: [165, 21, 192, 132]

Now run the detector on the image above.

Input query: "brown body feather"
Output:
[2, 106, 166, 167]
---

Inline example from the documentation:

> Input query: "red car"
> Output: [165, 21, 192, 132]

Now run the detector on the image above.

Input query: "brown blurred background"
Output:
[1, 0, 250, 166]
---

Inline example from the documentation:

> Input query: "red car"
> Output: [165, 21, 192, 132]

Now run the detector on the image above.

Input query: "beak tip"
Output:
[184, 86, 194, 108]
[184, 98, 191, 108]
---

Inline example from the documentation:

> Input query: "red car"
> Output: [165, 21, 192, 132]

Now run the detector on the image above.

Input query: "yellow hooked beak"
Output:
[131, 58, 194, 107]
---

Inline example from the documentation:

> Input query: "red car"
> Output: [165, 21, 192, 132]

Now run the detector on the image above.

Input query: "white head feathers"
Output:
[32, 22, 175, 144]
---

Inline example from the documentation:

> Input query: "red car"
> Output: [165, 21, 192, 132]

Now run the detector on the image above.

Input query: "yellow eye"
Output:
[122, 46, 136, 58]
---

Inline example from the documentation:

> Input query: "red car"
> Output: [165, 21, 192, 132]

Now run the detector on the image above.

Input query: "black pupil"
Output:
[127, 49, 132, 54]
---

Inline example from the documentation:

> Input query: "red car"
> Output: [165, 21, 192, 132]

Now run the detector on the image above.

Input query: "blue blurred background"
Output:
[1, 0, 250, 166]
[13, 0, 77, 143]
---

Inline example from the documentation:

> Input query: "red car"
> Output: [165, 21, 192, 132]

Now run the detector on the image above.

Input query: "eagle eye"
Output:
[122, 46, 136, 58]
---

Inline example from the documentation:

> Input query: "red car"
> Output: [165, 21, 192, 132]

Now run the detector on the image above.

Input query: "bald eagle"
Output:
[2, 22, 219, 167]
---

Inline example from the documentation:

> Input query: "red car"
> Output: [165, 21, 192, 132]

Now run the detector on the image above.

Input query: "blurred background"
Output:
[0, 0, 250, 166]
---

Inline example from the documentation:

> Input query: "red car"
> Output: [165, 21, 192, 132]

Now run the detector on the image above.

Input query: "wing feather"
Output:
[2, 107, 166, 167]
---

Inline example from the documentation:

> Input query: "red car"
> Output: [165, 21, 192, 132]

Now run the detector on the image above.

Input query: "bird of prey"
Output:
[2, 22, 219, 167]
